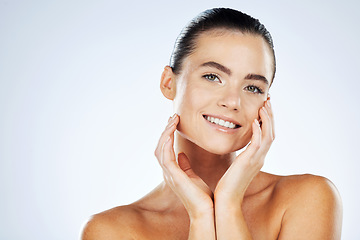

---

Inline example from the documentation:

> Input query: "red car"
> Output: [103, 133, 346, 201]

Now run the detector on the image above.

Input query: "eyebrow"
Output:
[199, 61, 232, 76]
[199, 61, 269, 85]
[245, 73, 269, 85]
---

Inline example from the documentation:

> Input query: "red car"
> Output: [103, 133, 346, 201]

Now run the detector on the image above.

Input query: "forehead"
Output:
[185, 30, 273, 80]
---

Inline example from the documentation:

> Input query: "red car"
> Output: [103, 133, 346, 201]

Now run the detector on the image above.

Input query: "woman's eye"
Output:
[245, 85, 264, 94]
[203, 74, 221, 83]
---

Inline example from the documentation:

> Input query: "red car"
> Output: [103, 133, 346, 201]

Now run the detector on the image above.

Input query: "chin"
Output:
[193, 134, 250, 155]
[203, 141, 249, 155]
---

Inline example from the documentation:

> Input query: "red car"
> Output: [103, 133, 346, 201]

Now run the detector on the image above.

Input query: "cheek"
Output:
[241, 97, 264, 122]
[173, 82, 215, 142]
[174, 82, 210, 114]
[173, 86, 197, 130]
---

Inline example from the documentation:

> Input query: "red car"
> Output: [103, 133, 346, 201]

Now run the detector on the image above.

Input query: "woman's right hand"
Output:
[155, 114, 214, 220]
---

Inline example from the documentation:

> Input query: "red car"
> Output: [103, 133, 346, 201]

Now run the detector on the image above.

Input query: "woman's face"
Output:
[173, 30, 274, 155]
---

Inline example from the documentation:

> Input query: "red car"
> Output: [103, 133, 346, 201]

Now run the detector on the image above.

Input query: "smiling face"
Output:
[163, 30, 274, 155]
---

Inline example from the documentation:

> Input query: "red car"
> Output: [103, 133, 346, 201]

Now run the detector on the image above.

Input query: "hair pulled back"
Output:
[169, 8, 276, 83]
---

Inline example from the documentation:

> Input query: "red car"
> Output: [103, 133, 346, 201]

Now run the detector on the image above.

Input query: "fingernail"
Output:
[168, 120, 176, 127]
[167, 114, 176, 123]
[266, 101, 271, 108]
[254, 119, 260, 126]
[262, 106, 268, 113]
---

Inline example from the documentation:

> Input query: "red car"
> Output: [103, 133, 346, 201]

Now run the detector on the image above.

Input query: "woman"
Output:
[82, 8, 342, 239]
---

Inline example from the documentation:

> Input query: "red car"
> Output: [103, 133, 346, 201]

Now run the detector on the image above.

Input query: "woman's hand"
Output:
[154, 114, 214, 220]
[213, 100, 275, 239]
[214, 100, 275, 205]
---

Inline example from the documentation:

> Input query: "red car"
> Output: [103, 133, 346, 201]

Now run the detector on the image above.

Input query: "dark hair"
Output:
[169, 8, 276, 84]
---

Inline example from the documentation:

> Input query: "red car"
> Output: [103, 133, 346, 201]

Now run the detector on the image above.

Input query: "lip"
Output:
[202, 114, 241, 133]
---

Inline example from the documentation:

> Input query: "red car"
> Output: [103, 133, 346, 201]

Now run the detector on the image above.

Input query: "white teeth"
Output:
[205, 116, 237, 129]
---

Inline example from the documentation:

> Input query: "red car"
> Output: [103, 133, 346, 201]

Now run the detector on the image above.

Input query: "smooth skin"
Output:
[82, 30, 342, 240]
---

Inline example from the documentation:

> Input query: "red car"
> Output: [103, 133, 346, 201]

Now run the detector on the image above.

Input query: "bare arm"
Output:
[188, 212, 216, 240]
[213, 100, 342, 239]
[214, 100, 274, 239]
[155, 114, 216, 240]
[214, 203, 252, 239]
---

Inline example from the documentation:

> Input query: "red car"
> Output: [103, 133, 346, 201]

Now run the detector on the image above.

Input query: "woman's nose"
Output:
[217, 88, 241, 111]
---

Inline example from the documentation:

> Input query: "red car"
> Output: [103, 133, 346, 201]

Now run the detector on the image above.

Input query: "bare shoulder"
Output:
[81, 183, 185, 240]
[274, 174, 343, 239]
[81, 205, 142, 240]
[275, 174, 341, 200]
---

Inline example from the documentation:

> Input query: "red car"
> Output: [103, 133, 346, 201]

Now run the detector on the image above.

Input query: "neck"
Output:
[174, 131, 236, 192]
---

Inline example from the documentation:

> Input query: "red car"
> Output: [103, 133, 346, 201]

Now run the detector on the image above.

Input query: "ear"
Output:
[160, 66, 176, 100]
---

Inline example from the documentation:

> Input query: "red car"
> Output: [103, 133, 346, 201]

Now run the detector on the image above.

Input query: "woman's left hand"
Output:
[214, 100, 275, 205]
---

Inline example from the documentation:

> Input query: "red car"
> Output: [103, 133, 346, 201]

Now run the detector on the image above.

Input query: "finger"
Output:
[154, 114, 179, 159]
[165, 113, 179, 131]
[264, 100, 275, 140]
[160, 136, 177, 179]
[259, 106, 273, 145]
[161, 135, 182, 176]
[161, 137, 191, 191]
[241, 119, 262, 158]
[233, 118, 262, 170]
[155, 122, 177, 161]
[178, 152, 198, 178]
[168, 114, 178, 143]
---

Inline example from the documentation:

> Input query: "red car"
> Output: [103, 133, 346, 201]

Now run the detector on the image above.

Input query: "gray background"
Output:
[1, 0, 359, 239]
